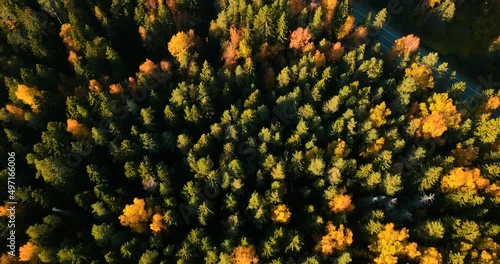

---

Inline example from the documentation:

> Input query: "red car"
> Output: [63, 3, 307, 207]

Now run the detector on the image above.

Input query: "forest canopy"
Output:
[0, 0, 500, 263]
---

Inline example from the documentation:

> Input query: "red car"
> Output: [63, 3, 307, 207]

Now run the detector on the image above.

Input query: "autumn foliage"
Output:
[337, 16, 355, 40]
[139, 59, 158, 76]
[19, 242, 39, 262]
[231, 245, 259, 264]
[369, 102, 392, 127]
[15, 85, 42, 112]
[289, 27, 312, 52]
[368, 223, 421, 264]
[390, 34, 420, 59]
[67, 119, 90, 141]
[415, 93, 461, 139]
[119, 198, 153, 233]
[321, 0, 338, 25]
[5, 104, 25, 121]
[315, 222, 353, 255]
[271, 204, 291, 223]
[405, 63, 435, 89]
[440, 167, 489, 194]
[150, 213, 164, 233]
[167, 30, 196, 67]
[329, 193, 355, 213]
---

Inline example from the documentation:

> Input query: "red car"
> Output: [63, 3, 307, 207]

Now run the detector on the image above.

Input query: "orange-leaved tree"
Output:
[19, 242, 39, 262]
[390, 34, 420, 59]
[329, 193, 355, 213]
[150, 213, 164, 233]
[289, 27, 312, 52]
[67, 119, 90, 141]
[315, 222, 353, 256]
[15, 85, 42, 112]
[119, 198, 152, 233]
[231, 245, 259, 264]
[5, 104, 25, 121]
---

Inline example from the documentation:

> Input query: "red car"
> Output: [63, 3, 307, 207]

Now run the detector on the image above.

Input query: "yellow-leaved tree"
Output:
[416, 93, 461, 139]
[321, 0, 338, 25]
[119, 198, 152, 233]
[361, 137, 385, 158]
[15, 85, 42, 112]
[440, 168, 490, 205]
[405, 63, 434, 89]
[315, 222, 353, 256]
[337, 16, 355, 40]
[368, 223, 421, 264]
[150, 213, 164, 233]
[271, 204, 291, 223]
[419, 247, 443, 264]
[167, 30, 196, 68]
[369, 102, 392, 127]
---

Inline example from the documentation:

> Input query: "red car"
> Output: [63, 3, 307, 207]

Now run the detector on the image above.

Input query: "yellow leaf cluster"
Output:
[321, 0, 338, 24]
[369, 102, 392, 127]
[271, 204, 291, 223]
[416, 93, 461, 138]
[426, 0, 442, 8]
[405, 63, 434, 89]
[119, 198, 153, 233]
[440, 167, 489, 194]
[418, 112, 447, 139]
[15, 85, 42, 112]
[231, 245, 259, 264]
[315, 222, 353, 256]
[361, 137, 385, 158]
[5, 104, 25, 121]
[479, 96, 500, 114]
[150, 213, 164, 233]
[67, 119, 90, 141]
[419, 247, 442, 264]
[167, 30, 196, 64]
[337, 16, 355, 40]
[329, 194, 354, 213]
[369, 223, 421, 264]
[19, 242, 39, 262]
[427, 93, 461, 127]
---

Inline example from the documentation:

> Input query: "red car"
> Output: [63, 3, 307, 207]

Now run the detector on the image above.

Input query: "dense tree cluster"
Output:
[0, 0, 499, 263]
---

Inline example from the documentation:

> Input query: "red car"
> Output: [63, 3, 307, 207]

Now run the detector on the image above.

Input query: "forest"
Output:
[0, 0, 500, 263]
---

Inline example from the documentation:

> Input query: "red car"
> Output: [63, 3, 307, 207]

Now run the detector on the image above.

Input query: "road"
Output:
[351, 1, 483, 101]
